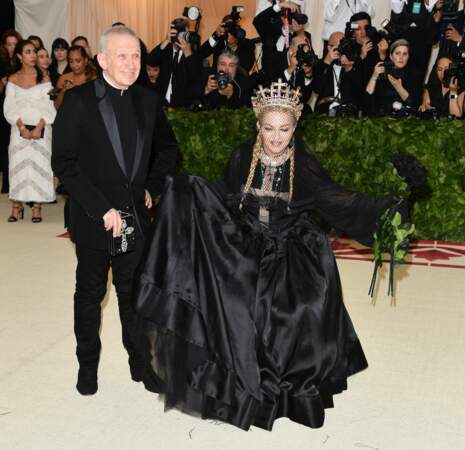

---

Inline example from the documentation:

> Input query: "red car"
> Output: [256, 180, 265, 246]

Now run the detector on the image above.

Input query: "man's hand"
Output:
[103, 208, 122, 237]
[340, 54, 354, 71]
[205, 74, 218, 95]
[324, 45, 340, 65]
[360, 40, 373, 60]
[218, 83, 234, 99]
[145, 189, 153, 209]
[178, 36, 192, 57]
[279, 1, 300, 12]
[445, 25, 462, 42]
[214, 23, 226, 38]
[287, 47, 298, 74]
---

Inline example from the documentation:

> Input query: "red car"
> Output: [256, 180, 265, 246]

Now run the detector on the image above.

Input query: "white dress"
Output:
[3, 81, 56, 203]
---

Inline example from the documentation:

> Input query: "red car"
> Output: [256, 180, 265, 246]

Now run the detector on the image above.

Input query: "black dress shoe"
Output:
[130, 365, 145, 383]
[76, 368, 98, 395]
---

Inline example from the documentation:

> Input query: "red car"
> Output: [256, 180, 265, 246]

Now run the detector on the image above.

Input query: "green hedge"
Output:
[167, 109, 465, 242]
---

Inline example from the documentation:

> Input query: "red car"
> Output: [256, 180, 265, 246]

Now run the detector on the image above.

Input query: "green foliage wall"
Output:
[167, 110, 465, 241]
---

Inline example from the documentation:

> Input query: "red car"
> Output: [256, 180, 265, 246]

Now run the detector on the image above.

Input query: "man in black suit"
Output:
[149, 19, 203, 108]
[52, 25, 178, 395]
[313, 32, 364, 115]
[253, 1, 310, 85]
[199, 14, 256, 73]
[202, 50, 252, 109]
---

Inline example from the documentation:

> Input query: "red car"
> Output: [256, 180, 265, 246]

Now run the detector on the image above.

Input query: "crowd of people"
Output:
[0, 0, 464, 221]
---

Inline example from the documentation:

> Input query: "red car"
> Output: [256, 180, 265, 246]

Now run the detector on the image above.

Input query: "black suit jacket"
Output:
[253, 6, 288, 84]
[150, 43, 202, 108]
[313, 60, 364, 113]
[52, 78, 178, 250]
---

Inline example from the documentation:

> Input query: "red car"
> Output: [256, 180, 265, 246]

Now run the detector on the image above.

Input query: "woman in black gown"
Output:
[135, 81, 398, 431]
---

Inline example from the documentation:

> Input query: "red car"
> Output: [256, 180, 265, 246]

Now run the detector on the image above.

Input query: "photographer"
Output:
[323, 0, 373, 49]
[253, 1, 310, 84]
[390, 0, 441, 81]
[149, 18, 202, 108]
[202, 50, 252, 109]
[200, 10, 256, 73]
[420, 55, 464, 117]
[283, 34, 316, 111]
[313, 32, 365, 115]
[365, 39, 422, 116]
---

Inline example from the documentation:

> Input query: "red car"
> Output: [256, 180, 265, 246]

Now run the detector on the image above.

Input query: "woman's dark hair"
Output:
[67, 45, 96, 80]
[67, 45, 88, 61]
[12, 39, 44, 83]
[71, 35, 89, 45]
[0, 29, 23, 66]
[50, 38, 70, 80]
[27, 35, 44, 48]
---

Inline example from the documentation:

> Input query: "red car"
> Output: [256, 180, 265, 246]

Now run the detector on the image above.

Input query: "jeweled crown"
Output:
[252, 79, 303, 121]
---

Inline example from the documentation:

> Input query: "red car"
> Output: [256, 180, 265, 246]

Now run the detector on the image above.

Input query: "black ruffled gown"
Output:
[135, 139, 395, 431]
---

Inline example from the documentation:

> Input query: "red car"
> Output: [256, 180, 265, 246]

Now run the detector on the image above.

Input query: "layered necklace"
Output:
[260, 147, 290, 192]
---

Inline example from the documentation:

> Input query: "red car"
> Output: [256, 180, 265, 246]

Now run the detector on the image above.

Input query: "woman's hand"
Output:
[449, 76, 459, 95]
[372, 61, 385, 79]
[388, 74, 403, 90]
[419, 102, 432, 112]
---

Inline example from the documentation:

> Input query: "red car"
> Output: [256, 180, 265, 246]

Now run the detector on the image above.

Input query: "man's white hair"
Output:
[99, 25, 139, 54]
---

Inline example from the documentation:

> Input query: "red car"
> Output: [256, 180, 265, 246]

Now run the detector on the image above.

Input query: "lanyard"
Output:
[345, 0, 357, 15]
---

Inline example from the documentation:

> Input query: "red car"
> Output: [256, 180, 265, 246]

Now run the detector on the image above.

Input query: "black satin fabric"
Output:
[135, 140, 396, 431]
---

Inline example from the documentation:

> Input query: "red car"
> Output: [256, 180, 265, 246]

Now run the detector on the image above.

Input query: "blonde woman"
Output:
[135, 81, 402, 431]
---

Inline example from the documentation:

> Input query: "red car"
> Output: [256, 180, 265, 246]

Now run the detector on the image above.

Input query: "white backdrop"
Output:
[14, 0, 70, 51]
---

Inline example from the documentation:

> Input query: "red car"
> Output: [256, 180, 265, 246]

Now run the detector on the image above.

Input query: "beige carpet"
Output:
[1, 193, 464, 450]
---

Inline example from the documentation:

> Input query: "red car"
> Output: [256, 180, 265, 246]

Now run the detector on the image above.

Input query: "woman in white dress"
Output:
[3, 39, 56, 222]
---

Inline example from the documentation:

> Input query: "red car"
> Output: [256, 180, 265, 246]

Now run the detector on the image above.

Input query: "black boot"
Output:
[76, 367, 98, 395]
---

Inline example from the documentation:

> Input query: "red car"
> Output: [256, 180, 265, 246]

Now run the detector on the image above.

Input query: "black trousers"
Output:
[74, 240, 145, 370]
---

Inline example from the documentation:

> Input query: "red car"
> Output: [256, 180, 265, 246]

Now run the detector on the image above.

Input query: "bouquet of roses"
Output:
[369, 154, 427, 305]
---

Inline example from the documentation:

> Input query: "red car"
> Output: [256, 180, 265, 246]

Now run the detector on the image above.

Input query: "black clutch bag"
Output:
[24, 125, 45, 139]
[108, 211, 136, 257]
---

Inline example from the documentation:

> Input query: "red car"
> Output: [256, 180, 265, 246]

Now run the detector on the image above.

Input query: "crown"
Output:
[252, 79, 303, 121]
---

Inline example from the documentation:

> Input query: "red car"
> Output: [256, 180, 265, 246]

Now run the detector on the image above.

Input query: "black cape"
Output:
[135, 140, 396, 431]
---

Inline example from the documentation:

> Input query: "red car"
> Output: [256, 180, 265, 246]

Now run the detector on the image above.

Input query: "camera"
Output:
[215, 70, 230, 90]
[328, 103, 360, 118]
[171, 17, 200, 46]
[280, 8, 308, 25]
[336, 22, 360, 62]
[365, 24, 390, 46]
[296, 44, 317, 69]
[443, 58, 465, 88]
[223, 6, 246, 40]
[380, 60, 405, 80]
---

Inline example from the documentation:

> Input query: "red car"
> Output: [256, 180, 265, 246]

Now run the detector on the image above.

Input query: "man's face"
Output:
[217, 55, 237, 79]
[98, 33, 141, 89]
[353, 19, 369, 44]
